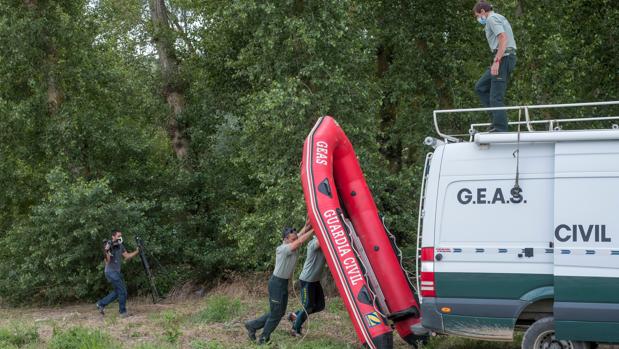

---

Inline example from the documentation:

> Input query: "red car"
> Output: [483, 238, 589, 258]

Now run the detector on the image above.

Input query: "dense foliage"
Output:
[0, 0, 617, 304]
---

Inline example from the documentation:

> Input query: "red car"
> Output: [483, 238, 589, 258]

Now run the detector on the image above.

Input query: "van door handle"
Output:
[518, 248, 534, 258]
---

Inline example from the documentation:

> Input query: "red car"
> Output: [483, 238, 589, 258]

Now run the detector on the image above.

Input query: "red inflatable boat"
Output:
[301, 116, 423, 348]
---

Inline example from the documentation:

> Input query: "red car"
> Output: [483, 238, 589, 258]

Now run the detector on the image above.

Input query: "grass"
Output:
[0, 322, 39, 348]
[131, 342, 178, 349]
[324, 296, 346, 315]
[190, 340, 226, 349]
[48, 327, 121, 349]
[274, 338, 358, 349]
[423, 334, 522, 349]
[193, 294, 244, 324]
[0, 277, 540, 349]
[157, 310, 183, 344]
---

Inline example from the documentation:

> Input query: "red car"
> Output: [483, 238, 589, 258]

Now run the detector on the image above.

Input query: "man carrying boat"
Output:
[244, 222, 314, 345]
[288, 235, 326, 337]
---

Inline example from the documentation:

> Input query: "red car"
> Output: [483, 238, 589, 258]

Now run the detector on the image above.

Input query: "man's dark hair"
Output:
[282, 227, 297, 239]
[111, 230, 121, 238]
[473, 0, 493, 13]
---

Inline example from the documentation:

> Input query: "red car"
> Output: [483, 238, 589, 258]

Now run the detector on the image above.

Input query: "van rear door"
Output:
[553, 141, 619, 343]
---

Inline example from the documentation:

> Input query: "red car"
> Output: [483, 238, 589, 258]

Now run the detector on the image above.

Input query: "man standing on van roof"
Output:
[473, 0, 517, 132]
[244, 222, 314, 345]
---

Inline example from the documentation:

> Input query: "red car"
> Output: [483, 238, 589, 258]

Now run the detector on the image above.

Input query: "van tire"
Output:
[522, 317, 592, 349]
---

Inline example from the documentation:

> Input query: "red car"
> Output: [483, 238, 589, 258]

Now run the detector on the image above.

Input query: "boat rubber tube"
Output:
[302, 116, 393, 349]
[301, 116, 423, 347]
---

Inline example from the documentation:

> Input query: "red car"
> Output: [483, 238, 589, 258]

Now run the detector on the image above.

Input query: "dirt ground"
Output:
[1, 277, 617, 349]
[0, 275, 377, 348]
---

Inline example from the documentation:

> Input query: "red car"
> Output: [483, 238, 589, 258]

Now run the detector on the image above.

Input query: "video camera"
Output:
[102, 239, 122, 256]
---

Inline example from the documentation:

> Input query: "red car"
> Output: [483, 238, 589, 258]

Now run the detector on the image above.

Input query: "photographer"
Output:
[95, 230, 139, 317]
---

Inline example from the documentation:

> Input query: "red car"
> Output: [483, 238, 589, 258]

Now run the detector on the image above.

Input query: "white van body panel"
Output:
[419, 133, 619, 343]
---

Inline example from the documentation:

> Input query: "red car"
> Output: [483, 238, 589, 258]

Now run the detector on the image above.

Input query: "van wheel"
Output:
[522, 317, 592, 349]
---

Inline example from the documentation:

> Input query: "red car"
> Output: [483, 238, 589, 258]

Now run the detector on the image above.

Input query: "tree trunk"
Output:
[23, 0, 36, 9]
[46, 48, 63, 115]
[376, 43, 402, 173]
[415, 39, 454, 109]
[148, 0, 189, 159]
[515, 0, 525, 17]
[24, 0, 63, 116]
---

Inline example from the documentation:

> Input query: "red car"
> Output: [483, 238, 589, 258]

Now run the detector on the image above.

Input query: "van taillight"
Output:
[420, 247, 436, 297]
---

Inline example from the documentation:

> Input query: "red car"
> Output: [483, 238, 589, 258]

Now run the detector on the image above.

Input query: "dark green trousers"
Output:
[475, 54, 517, 132]
[292, 280, 325, 333]
[246, 275, 289, 342]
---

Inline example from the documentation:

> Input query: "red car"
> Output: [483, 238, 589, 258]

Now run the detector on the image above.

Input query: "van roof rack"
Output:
[432, 101, 619, 143]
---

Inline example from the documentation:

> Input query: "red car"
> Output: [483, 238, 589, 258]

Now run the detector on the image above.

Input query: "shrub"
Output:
[0, 169, 153, 305]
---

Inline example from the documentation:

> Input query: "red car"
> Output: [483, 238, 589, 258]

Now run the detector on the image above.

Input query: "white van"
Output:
[416, 102, 619, 349]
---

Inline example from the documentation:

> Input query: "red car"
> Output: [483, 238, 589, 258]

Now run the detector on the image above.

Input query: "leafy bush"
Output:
[1, 0, 617, 307]
[0, 169, 152, 305]
[49, 327, 120, 349]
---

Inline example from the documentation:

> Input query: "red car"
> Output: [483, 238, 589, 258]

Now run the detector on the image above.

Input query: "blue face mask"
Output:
[477, 16, 487, 25]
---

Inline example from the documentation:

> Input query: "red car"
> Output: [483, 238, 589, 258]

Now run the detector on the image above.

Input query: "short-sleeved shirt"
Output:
[272, 242, 299, 280]
[485, 12, 517, 52]
[104, 243, 126, 273]
[299, 237, 326, 282]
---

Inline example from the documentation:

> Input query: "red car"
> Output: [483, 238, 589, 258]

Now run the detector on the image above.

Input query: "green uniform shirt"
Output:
[299, 237, 326, 282]
[485, 12, 517, 52]
[272, 242, 299, 280]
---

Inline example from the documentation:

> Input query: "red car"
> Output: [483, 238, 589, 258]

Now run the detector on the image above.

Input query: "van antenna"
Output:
[512, 108, 522, 196]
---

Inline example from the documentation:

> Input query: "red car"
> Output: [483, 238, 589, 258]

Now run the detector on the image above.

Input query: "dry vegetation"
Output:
[0, 275, 534, 349]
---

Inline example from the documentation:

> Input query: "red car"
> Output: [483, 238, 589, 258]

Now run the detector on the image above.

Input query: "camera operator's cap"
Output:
[282, 227, 297, 239]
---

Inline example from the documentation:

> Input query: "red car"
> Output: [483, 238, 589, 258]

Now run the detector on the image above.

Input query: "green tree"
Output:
[0, 0, 616, 304]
